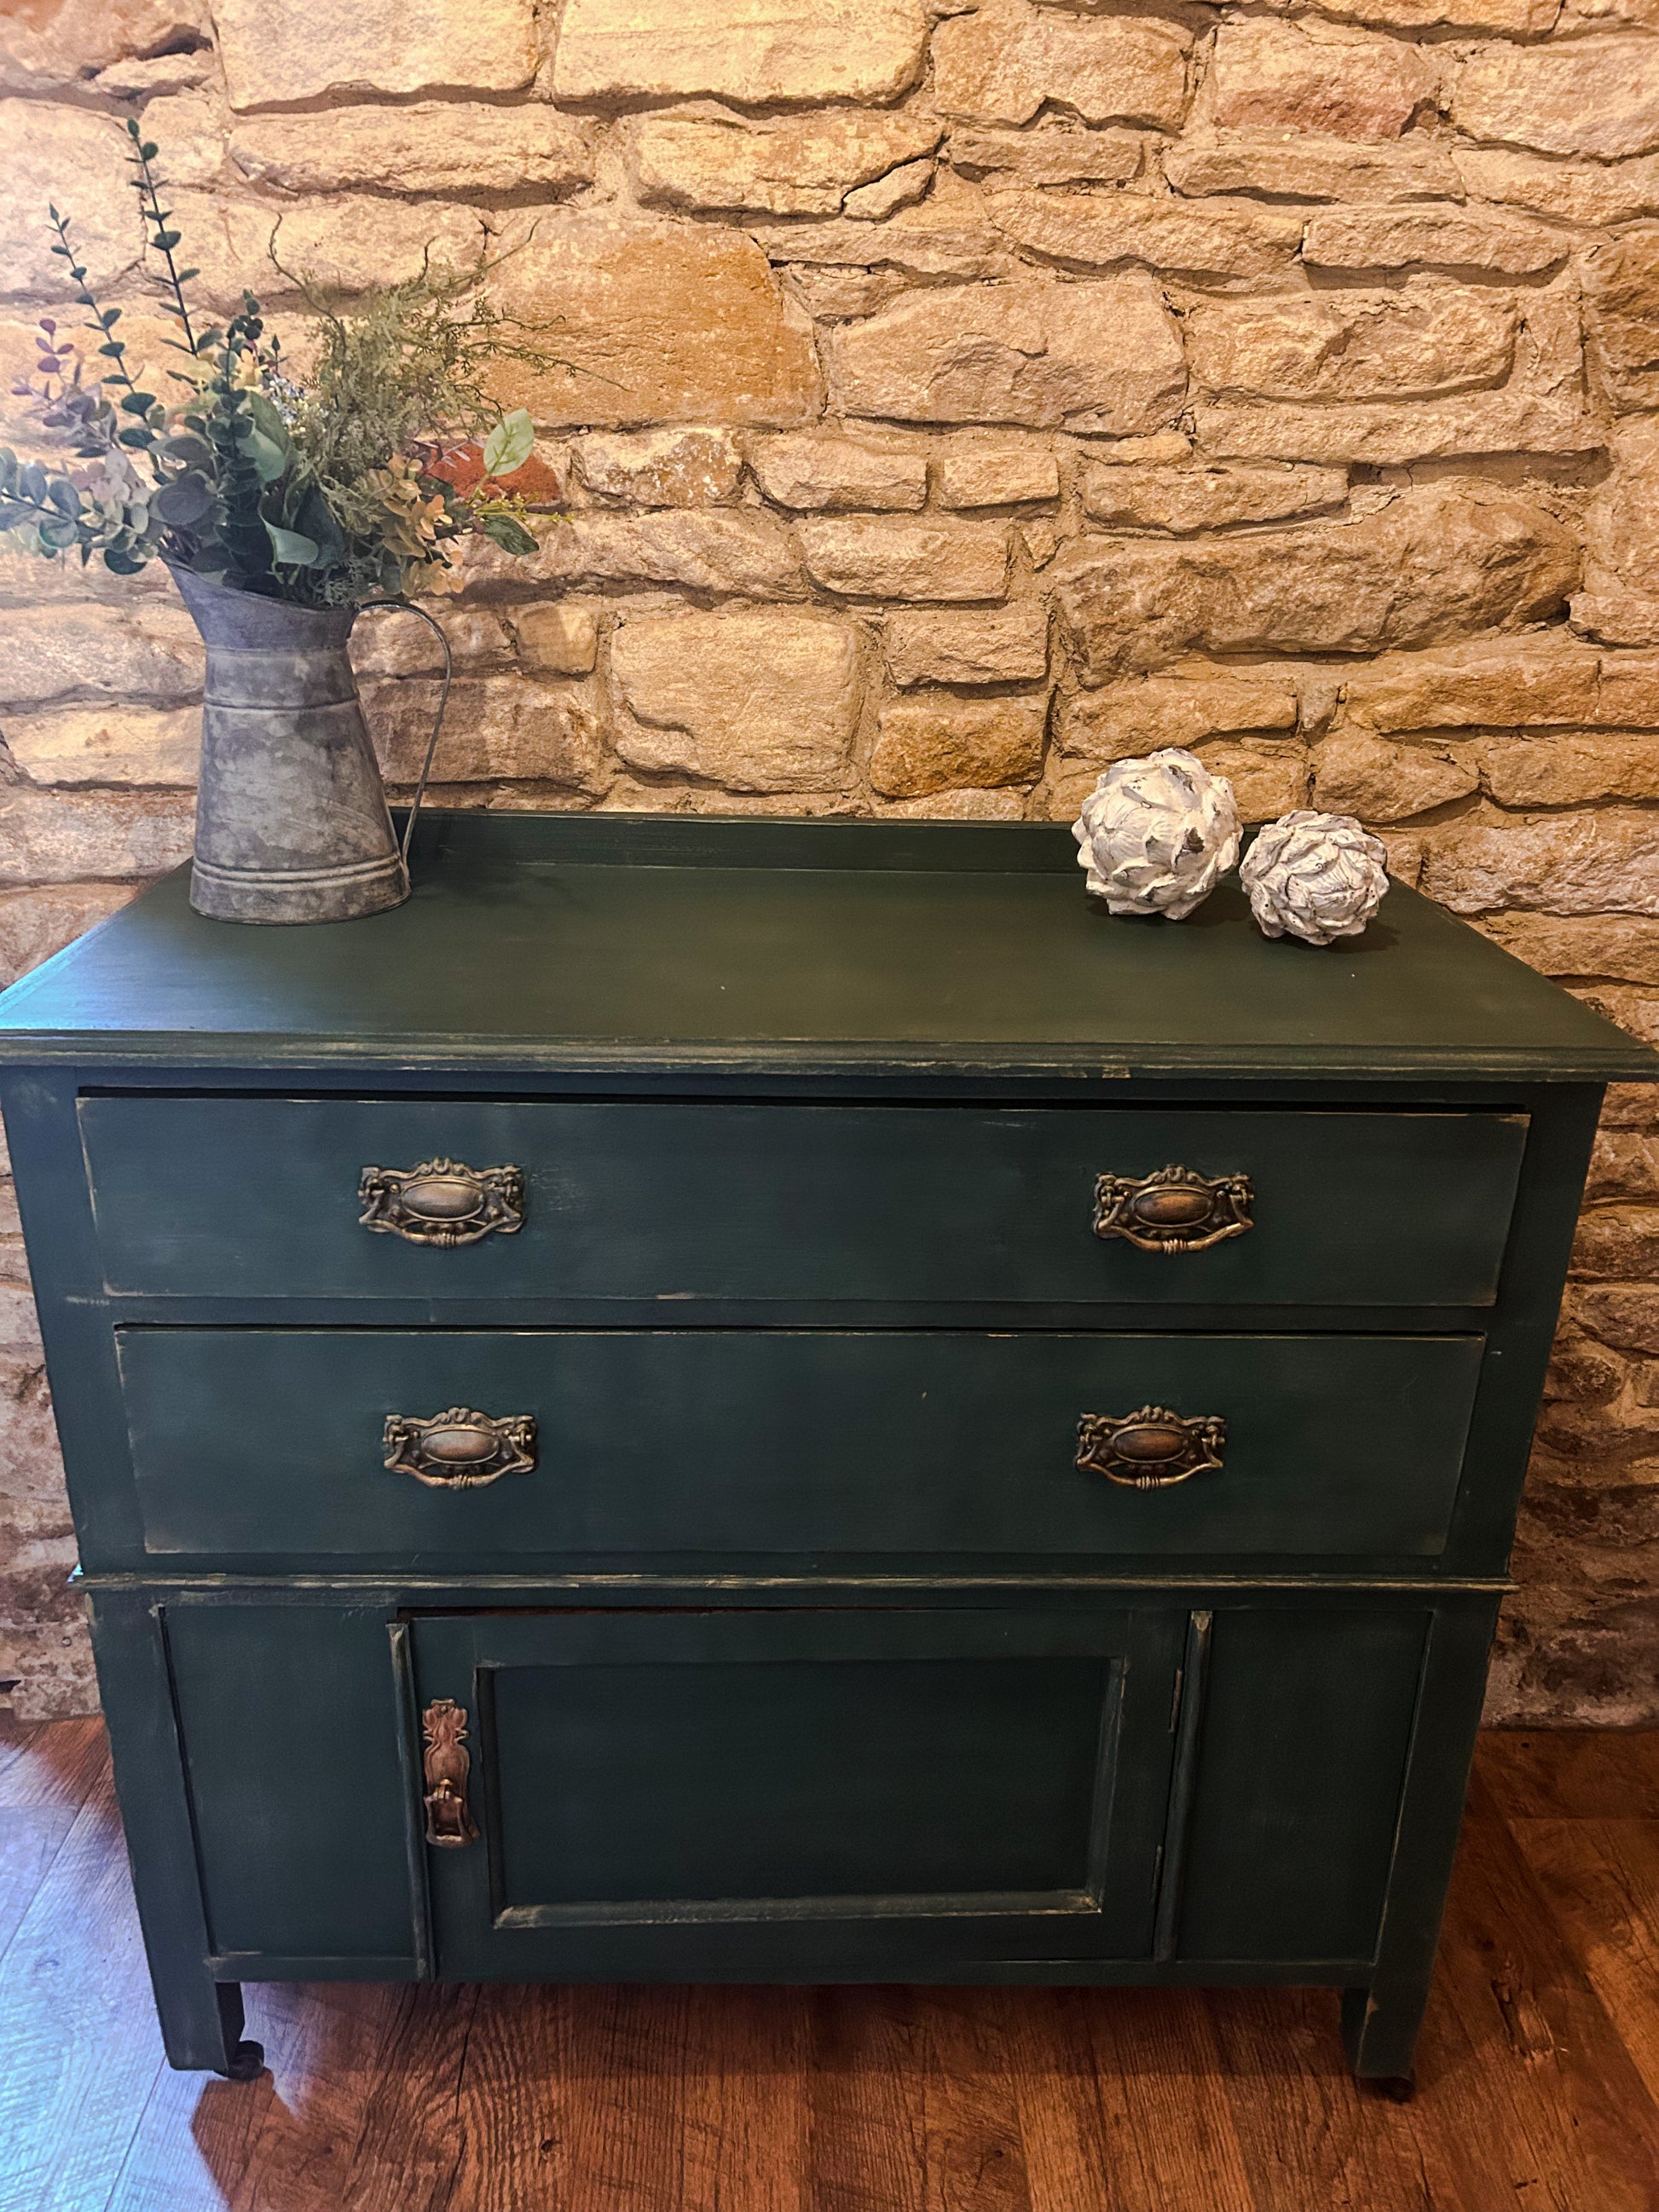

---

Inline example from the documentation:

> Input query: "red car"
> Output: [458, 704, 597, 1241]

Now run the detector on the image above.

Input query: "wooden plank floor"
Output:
[1, 1720, 1656, 2212]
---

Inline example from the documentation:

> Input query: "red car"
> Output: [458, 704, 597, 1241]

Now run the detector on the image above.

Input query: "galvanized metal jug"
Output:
[170, 565, 408, 925]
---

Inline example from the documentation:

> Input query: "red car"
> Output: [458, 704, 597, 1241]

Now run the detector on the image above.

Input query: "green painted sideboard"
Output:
[2, 812, 1652, 2089]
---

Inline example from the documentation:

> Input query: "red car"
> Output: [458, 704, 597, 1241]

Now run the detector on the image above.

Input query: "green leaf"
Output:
[118, 425, 155, 448]
[100, 307, 121, 326]
[161, 431, 214, 467]
[478, 511, 538, 557]
[46, 479, 81, 516]
[119, 390, 158, 414]
[140, 141, 159, 162]
[152, 229, 182, 251]
[103, 544, 150, 575]
[173, 268, 198, 283]
[264, 521, 321, 567]
[155, 474, 215, 527]
[481, 407, 535, 480]
[238, 421, 289, 486]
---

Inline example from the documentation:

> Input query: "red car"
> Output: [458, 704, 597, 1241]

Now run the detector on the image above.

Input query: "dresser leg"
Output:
[153, 1972, 265, 2081]
[1341, 1980, 1425, 2095]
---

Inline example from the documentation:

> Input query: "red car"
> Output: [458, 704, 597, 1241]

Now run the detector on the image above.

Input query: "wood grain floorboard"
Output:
[1513, 1816, 1659, 2109]
[0, 1752, 167, 2212]
[0, 1724, 1656, 2211]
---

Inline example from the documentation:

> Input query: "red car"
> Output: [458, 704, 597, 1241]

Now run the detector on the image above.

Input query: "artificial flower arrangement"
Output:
[0, 119, 547, 604]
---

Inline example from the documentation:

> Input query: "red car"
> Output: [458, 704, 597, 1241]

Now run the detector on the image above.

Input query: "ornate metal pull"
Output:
[1093, 1165, 1252, 1253]
[384, 1406, 536, 1488]
[1078, 1406, 1227, 1490]
[359, 1158, 524, 1245]
[421, 1698, 479, 1848]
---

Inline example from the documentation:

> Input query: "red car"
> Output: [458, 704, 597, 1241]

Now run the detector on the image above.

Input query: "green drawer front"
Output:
[81, 1097, 1527, 1309]
[118, 1327, 1483, 1564]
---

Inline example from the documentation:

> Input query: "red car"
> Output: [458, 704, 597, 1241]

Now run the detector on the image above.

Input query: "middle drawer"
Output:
[117, 1328, 1483, 1562]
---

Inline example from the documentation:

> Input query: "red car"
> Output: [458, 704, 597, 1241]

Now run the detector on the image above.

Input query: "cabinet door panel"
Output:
[165, 1603, 414, 1972]
[1176, 1605, 1429, 1967]
[413, 1607, 1183, 1981]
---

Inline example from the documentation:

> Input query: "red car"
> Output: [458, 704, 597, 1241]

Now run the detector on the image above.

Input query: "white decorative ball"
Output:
[1071, 748, 1242, 921]
[1240, 810, 1390, 947]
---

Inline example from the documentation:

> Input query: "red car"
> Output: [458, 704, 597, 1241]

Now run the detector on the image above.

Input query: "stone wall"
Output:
[2, 0, 1656, 1721]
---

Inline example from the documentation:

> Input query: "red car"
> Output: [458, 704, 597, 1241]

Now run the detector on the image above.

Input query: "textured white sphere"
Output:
[1240, 810, 1390, 946]
[1071, 748, 1242, 921]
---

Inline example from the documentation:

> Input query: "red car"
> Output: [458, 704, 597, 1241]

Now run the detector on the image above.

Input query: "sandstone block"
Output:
[843, 160, 936, 222]
[0, 0, 207, 98]
[825, 275, 1185, 432]
[933, 446, 1060, 509]
[552, 0, 929, 105]
[1479, 734, 1659, 808]
[1338, 638, 1603, 731]
[0, 789, 194, 885]
[1483, 912, 1659, 986]
[1251, 0, 1557, 27]
[949, 126, 1144, 190]
[171, 191, 502, 312]
[932, 1, 1189, 129]
[1192, 740, 1311, 823]
[1573, 418, 1659, 646]
[1302, 205, 1566, 278]
[751, 436, 928, 512]
[1589, 1126, 1659, 1200]
[1182, 286, 1517, 404]
[631, 109, 940, 217]
[0, 606, 201, 710]
[1166, 136, 1463, 204]
[504, 511, 806, 599]
[1313, 731, 1478, 820]
[230, 104, 595, 199]
[0, 882, 136, 991]
[610, 609, 861, 792]
[350, 609, 512, 680]
[575, 428, 743, 507]
[1454, 147, 1659, 228]
[1598, 650, 1659, 725]
[799, 518, 1010, 602]
[1194, 391, 1604, 467]
[883, 604, 1049, 685]
[0, 103, 143, 300]
[509, 604, 600, 677]
[1211, 19, 1437, 142]
[1052, 484, 1578, 683]
[1451, 37, 1659, 161]
[878, 788, 1029, 821]
[987, 189, 1301, 281]
[1420, 807, 1659, 914]
[1584, 230, 1659, 412]
[1058, 671, 1299, 759]
[139, 90, 229, 190]
[1575, 1285, 1659, 1357]
[3, 707, 199, 789]
[1571, 1205, 1659, 1279]
[215, 0, 536, 107]
[485, 217, 819, 430]
[1080, 461, 1346, 532]
[870, 696, 1048, 799]
[747, 173, 1007, 283]
[366, 676, 610, 792]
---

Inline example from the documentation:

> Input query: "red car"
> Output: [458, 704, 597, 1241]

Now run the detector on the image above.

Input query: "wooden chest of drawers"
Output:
[1, 812, 1650, 2088]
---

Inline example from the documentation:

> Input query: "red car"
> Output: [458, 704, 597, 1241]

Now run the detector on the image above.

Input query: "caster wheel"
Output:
[223, 2040, 265, 2082]
[1366, 2073, 1416, 2104]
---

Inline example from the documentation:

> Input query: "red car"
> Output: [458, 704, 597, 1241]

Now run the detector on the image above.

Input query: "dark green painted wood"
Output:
[1174, 1605, 1430, 1965]
[82, 1589, 253, 2075]
[413, 1604, 1183, 1980]
[1343, 1595, 1501, 2081]
[116, 1327, 1484, 1564]
[0, 815, 1652, 1079]
[162, 1601, 414, 1967]
[0, 814, 1648, 2078]
[81, 1095, 1528, 1309]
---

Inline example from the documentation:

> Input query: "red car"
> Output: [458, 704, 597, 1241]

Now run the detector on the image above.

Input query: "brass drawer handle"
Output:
[359, 1157, 525, 1245]
[1078, 1406, 1227, 1489]
[421, 1698, 480, 1848]
[1093, 1165, 1252, 1253]
[384, 1406, 536, 1487]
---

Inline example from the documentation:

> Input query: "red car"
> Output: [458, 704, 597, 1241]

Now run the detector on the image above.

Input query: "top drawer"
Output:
[78, 1097, 1525, 1308]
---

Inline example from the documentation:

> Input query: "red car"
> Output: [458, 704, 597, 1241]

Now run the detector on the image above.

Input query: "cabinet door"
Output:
[412, 1606, 1184, 1981]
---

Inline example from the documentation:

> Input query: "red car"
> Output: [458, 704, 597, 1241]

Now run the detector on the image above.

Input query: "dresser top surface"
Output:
[0, 812, 1651, 1081]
